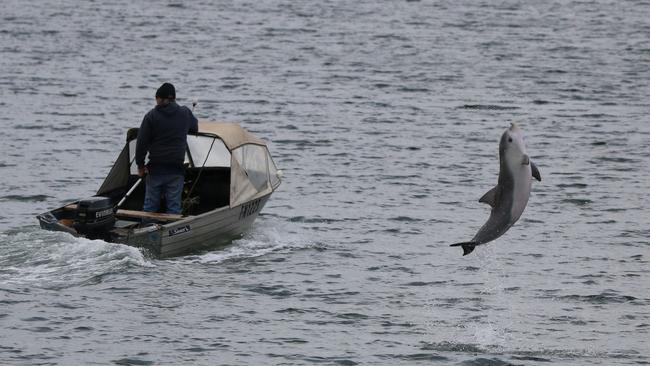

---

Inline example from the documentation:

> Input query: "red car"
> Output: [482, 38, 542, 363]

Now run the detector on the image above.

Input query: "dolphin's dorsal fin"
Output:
[531, 162, 541, 181]
[479, 186, 500, 208]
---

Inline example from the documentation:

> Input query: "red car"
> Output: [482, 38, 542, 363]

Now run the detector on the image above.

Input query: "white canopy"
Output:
[97, 122, 280, 208]
[198, 121, 266, 150]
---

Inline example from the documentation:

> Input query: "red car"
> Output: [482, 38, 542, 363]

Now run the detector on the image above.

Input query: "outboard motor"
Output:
[73, 196, 115, 238]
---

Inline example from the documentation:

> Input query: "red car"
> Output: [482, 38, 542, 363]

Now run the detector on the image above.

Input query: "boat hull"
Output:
[37, 194, 271, 258]
[155, 194, 270, 257]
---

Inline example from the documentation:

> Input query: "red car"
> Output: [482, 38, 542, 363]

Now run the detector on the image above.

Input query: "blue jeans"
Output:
[143, 174, 184, 214]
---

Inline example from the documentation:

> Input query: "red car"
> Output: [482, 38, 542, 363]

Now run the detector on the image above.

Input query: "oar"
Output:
[116, 178, 142, 209]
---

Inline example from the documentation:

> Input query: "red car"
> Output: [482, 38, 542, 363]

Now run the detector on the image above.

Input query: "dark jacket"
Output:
[136, 101, 199, 175]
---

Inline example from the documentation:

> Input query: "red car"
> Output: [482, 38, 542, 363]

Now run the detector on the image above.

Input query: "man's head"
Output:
[155, 82, 176, 105]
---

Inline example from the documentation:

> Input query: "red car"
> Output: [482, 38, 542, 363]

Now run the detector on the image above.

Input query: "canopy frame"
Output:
[98, 122, 279, 210]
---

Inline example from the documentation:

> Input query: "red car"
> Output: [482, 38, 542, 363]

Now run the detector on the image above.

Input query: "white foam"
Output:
[192, 219, 315, 264]
[0, 230, 154, 288]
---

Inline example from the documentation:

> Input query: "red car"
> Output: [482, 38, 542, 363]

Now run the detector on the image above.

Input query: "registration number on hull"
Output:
[239, 198, 262, 220]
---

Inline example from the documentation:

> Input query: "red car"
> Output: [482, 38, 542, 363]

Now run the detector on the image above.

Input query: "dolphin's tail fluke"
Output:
[450, 242, 477, 256]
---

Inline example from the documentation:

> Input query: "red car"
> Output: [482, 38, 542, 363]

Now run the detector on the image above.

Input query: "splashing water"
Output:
[185, 218, 318, 264]
[0, 229, 153, 290]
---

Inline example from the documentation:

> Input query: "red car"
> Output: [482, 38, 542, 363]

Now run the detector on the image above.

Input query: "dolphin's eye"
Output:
[508, 137, 513, 143]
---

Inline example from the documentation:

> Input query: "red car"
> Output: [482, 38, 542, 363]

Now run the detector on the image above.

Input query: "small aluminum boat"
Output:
[37, 122, 282, 258]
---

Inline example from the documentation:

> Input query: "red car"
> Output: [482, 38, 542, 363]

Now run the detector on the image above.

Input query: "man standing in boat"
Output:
[135, 82, 198, 215]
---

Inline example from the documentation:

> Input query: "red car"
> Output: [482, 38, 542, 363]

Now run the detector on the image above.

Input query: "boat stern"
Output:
[36, 210, 78, 236]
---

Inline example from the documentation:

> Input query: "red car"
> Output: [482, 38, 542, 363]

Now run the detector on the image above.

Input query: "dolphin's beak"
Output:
[510, 122, 520, 132]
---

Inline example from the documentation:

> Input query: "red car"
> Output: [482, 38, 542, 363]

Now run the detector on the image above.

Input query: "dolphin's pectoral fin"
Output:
[479, 186, 500, 208]
[522, 154, 530, 165]
[531, 162, 541, 181]
[450, 242, 476, 256]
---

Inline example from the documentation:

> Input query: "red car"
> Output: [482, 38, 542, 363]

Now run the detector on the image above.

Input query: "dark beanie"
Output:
[155, 82, 176, 99]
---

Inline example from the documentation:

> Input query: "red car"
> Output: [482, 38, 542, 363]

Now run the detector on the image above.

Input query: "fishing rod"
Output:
[182, 98, 209, 213]
[184, 124, 215, 210]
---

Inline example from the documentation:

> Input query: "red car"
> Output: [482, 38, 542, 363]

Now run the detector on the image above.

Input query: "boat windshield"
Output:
[128, 136, 230, 174]
[230, 144, 279, 207]
[186, 135, 230, 168]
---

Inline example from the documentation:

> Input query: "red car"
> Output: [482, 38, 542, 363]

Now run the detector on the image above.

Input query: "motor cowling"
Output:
[74, 197, 115, 237]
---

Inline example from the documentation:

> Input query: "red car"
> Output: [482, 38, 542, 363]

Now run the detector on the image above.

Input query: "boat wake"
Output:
[0, 228, 153, 290]
[188, 219, 316, 264]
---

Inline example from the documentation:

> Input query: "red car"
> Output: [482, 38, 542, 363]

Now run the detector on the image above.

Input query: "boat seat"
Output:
[114, 209, 187, 222]
[64, 205, 189, 222]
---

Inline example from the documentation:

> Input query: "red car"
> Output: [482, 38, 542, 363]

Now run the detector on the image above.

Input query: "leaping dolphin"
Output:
[451, 123, 541, 256]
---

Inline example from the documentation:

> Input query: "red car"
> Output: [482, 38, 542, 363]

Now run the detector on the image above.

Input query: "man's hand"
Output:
[138, 166, 147, 177]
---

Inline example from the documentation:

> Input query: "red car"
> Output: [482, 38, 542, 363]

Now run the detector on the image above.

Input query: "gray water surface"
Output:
[1, 0, 649, 365]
